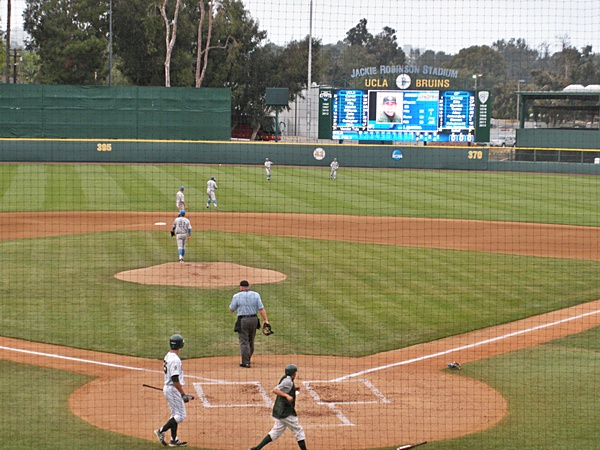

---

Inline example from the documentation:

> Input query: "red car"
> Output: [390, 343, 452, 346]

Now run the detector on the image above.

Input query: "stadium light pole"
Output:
[306, 0, 313, 140]
[472, 73, 482, 90]
[109, 0, 113, 86]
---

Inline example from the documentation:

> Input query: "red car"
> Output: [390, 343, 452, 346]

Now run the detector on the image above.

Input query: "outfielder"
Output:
[206, 176, 218, 209]
[154, 334, 194, 447]
[248, 364, 308, 450]
[176, 186, 187, 211]
[264, 157, 273, 181]
[330, 158, 339, 180]
[171, 210, 192, 262]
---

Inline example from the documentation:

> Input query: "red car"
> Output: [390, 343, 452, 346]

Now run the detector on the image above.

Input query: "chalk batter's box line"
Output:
[303, 379, 391, 405]
[192, 381, 272, 408]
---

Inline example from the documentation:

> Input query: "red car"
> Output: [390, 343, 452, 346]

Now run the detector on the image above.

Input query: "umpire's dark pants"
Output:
[238, 316, 259, 365]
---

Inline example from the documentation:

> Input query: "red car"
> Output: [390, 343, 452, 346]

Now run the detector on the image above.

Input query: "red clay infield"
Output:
[1, 212, 599, 449]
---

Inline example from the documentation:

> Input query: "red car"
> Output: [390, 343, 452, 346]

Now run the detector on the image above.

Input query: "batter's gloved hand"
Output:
[181, 393, 194, 403]
[262, 322, 274, 336]
[170, 231, 175, 237]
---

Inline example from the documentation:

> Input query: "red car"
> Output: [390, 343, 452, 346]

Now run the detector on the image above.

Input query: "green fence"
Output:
[0, 85, 231, 141]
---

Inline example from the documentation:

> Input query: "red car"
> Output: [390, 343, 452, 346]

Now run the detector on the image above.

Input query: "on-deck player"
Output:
[154, 334, 194, 447]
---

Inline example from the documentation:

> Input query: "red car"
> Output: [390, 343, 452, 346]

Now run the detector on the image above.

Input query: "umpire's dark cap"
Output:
[240, 280, 250, 287]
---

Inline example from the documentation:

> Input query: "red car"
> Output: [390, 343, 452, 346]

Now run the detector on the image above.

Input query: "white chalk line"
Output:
[331, 308, 600, 382]
[2, 306, 599, 426]
[0, 346, 220, 382]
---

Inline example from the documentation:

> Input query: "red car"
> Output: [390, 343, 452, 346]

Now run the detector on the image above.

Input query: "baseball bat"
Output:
[397, 441, 427, 450]
[142, 384, 163, 392]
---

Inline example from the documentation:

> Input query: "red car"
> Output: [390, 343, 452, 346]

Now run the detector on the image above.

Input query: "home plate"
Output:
[154, 222, 167, 226]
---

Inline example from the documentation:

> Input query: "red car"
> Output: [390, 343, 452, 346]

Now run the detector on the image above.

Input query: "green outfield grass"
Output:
[1, 164, 599, 449]
[1, 164, 600, 225]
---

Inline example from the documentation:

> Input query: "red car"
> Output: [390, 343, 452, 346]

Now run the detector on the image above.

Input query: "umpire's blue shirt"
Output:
[230, 290, 264, 316]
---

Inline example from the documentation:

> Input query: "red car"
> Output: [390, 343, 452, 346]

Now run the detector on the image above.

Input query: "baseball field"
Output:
[1, 163, 600, 449]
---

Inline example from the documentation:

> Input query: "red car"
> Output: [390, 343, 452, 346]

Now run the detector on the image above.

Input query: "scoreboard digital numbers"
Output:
[332, 90, 368, 129]
[329, 89, 479, 143]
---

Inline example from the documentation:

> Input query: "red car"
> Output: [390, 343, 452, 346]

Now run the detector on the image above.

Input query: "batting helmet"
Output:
[285, 364, 298, 376]
[170, 334, 185, 349]
[180, 210, 186, 216]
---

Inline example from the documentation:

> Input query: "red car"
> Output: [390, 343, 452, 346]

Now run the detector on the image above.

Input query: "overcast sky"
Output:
[1, 0, 598, 55]
[242, 0, 600, 54]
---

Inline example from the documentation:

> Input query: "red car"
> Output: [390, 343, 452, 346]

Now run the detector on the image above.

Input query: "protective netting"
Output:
[1, 1, 600, 449]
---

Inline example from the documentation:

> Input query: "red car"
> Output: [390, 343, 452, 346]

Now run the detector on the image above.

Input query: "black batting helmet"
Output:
[169, 334, 185, 349]
[285, 364, 298, 376]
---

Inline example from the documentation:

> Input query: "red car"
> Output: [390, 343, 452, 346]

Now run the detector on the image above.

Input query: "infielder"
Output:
[154, 334, 194, 447]
[330, 158, 339, 180]
[206, 176, 218, 209]
[176, 186, 187, 211]
[171, 210, 192, 262]
[248, 364, 308, 450]
[264, 157, 273, 181]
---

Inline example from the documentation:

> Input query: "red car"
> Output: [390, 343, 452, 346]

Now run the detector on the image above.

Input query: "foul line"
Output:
[332, 309, 600, 382]
[0, 346, 219, 381]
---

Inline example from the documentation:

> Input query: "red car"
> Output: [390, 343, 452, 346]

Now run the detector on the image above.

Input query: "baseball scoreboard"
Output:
[319, 88, 491, 143]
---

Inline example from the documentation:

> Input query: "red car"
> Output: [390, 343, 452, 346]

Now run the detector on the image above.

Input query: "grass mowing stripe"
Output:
[3, 229, 600, 358]
[0, 360, 156, 449]
[1, 164, 600, 224]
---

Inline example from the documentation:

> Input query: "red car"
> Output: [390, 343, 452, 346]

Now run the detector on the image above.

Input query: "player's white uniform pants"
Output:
[176, 234, 188, 250]
[163, 385, 187, 423]
[207, 190, 216, 204]
[176, 202, 184, 211]
[267, 415, 306, 442]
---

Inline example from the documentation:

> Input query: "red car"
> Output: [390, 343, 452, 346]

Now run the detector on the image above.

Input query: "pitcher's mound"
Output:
[114, 262, 287, 288]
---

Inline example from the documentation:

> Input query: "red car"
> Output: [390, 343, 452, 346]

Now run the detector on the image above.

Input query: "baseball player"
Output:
[229, 280, 269, 368]
[176, 186, 187, 212]
[329, 158, 339, 180]
[248, 364, 308, 450]
[154, 334, 194, 447]
[171, 210, 192, 262]
[264, 157, 273, 181]
[206, 176, 218, 209]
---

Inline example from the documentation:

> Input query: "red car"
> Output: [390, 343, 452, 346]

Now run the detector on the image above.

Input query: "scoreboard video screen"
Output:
[329, 89, 477, 143]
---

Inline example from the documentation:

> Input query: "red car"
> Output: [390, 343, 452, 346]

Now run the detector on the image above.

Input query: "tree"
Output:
[24, 0, 110, 85]
[492, 38, 538, 83]
[446, 45, 508, 117]
[112, 0, 196, 86]
[161, 0, 181, 87]
[322, 19, 406, 87]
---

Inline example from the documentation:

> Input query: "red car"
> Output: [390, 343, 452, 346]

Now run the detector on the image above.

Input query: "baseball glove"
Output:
[170, 231, 175, 237]
[262, 322, 274, 336]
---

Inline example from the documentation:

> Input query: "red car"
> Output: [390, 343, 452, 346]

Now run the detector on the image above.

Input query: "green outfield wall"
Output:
[3, 138, 600, 174]
[0, 139, 488, 170]
[0, 85, 231, 141]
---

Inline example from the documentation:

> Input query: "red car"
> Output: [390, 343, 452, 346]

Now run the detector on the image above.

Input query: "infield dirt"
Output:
[1, 211, 599, 449]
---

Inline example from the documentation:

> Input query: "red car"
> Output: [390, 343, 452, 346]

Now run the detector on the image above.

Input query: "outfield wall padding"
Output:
[0, 139, 488, 170]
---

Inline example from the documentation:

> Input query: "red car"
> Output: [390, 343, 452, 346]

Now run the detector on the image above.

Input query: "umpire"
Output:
[229, 280, 269, 368]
